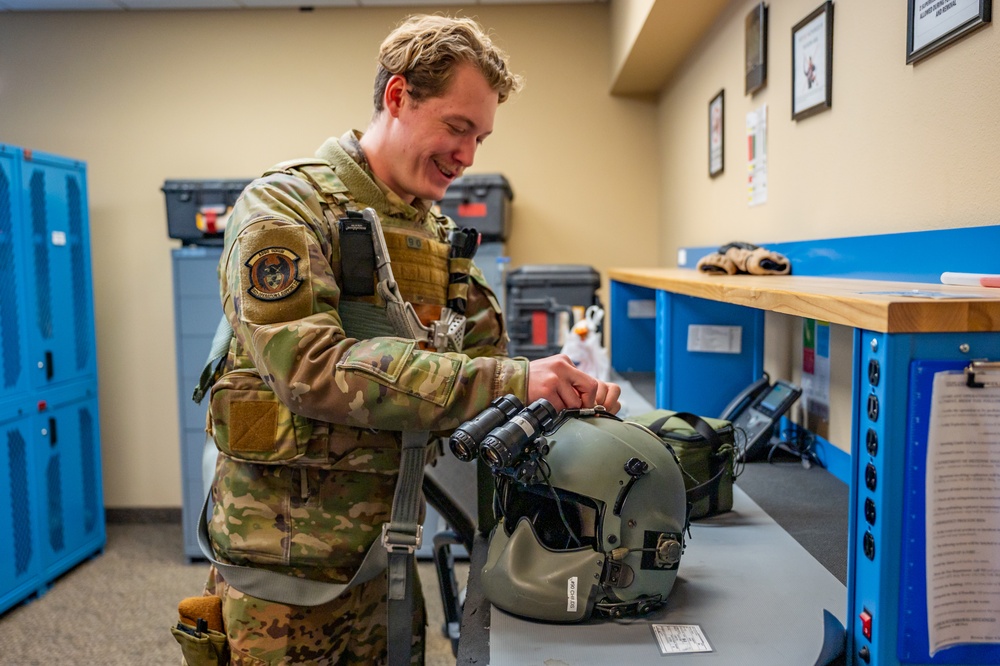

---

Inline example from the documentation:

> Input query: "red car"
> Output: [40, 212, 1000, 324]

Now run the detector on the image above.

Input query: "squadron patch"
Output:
[245, 247, 303, 301]
[237, 224, 312, 325]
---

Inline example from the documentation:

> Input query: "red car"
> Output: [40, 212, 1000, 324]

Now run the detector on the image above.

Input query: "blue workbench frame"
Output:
[610, 224, 1000, 666]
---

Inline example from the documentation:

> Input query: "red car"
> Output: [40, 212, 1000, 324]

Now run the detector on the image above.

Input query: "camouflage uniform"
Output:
[204, 131, 527, 664]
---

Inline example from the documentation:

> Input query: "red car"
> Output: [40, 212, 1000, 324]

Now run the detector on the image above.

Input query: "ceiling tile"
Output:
[0, 0, 601, 9]
[359, 0, 468, 5]
[239, 0, 359, 7]
[1, 0, 121, 9]
[121, 0, 240, 8]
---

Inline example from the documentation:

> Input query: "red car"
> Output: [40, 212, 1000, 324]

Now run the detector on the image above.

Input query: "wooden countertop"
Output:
[608, 268, 1000, 334]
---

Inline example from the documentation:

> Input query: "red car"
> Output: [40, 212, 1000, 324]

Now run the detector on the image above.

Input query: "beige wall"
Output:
[609, 0, 730, 95]
[610, 0, 655, 76]
[7, 0, 994, 504]
[656, 0, 1000, 450]
[0, 6, 660, 508]
[659, 0, 1000, 252]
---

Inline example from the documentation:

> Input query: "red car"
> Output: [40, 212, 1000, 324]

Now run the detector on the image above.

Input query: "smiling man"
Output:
[197, 14, 620, 666]
[363, 57, 499, 202]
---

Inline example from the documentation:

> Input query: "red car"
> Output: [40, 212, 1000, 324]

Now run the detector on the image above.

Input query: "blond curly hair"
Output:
[374, 14, 523, 112]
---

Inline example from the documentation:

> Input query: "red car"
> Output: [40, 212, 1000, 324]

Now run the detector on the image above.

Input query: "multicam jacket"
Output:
[207, 131, 528, 584]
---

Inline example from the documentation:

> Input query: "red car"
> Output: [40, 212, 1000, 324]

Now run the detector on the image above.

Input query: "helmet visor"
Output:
[497, 476, 601, 551]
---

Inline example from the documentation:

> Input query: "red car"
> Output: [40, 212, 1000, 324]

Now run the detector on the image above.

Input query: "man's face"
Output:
[382, 62, 499, 203]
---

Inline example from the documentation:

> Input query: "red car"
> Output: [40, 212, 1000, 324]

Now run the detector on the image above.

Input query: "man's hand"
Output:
[527, 354, 621, 414]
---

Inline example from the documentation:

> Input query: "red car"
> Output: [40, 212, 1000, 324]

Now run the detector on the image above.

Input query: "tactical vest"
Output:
[268, 158, 459, 338]
[206, 159, 462, 584]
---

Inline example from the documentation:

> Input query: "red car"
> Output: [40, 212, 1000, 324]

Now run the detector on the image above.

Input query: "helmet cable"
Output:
[536, 457, 583, 549]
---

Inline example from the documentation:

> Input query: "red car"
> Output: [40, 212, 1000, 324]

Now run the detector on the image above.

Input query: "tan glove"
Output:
[179, 595, 224, 633]
[720, 242, 791, 275]
[696, 252, 738, 275]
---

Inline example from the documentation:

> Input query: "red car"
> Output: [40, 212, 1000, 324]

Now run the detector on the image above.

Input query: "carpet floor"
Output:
[0, 522, 467, 665]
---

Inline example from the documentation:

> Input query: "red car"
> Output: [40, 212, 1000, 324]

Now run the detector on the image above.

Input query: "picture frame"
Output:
[906, 0, 991, 64]
[745, 3, 768, 95]
[709, 90, 724, 177]
[792, 1, 834, 122]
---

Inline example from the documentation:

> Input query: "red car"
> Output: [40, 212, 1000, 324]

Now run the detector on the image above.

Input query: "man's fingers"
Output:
[557, 381, 582, 411]
[527, 355, 620, 413]
[551, 355, 599, 407]
[603, 382, 622, 414]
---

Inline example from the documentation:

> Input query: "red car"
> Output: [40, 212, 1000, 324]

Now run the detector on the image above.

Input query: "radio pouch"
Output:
[629, 410, 739, 520]
[170, 595, 228, 666]
[171, 624, 228, 666]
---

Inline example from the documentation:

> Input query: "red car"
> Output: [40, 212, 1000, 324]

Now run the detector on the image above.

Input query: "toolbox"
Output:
[505, 264, 602, 360]
[163, 179, 252, 245]
[437, 173, 512, 241]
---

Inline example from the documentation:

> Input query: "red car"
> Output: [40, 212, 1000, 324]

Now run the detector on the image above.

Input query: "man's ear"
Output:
[384, 74, 407, 117]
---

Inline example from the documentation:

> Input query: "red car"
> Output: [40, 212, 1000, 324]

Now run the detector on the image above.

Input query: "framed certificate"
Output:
[745, 3, 768, 95]
[792, 1, 834, 121]
[709, 90, 724, 177]
[907, 0, 991, 64]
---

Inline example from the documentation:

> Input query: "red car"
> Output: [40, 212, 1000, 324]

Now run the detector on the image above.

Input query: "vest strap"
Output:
[264, 158, 352, 207]
[385, 430, 431, 666]
[196, 489, 387, 606]
[196, 431, 430, 603]
[338, 301, 399, 339]
[192, 315, 233, 405]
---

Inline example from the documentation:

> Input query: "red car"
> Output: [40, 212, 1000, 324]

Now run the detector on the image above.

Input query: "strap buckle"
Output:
[381, 523, 423, 554]
[431, 308, 466, 353]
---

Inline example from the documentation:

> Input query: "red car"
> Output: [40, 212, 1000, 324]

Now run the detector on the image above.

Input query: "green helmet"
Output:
[480, 412, 688, 622]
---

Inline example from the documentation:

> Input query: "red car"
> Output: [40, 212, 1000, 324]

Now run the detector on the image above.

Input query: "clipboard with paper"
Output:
[897, 359, 1000, 664]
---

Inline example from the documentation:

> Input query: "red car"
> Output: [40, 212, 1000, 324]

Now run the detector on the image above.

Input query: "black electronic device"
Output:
[720, 373, 802, 461]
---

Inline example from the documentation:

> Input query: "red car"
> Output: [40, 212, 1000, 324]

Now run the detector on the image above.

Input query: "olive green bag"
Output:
[630, 410, 739, 519]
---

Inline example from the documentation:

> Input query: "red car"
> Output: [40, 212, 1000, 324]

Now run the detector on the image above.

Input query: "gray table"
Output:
[458, 486, 847, 665]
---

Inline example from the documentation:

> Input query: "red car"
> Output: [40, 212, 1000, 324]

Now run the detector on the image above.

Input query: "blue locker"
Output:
[0, 144, 104, 614]
[0, 400, 42, 615]
[33, 383, 105, 580]
[0, 146, 28, 403]
[21, 150, 96, 390]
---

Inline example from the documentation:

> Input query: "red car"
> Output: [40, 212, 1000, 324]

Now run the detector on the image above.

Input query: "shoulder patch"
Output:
[237, 225, 313, 324]
[246, 247, 303, 301]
